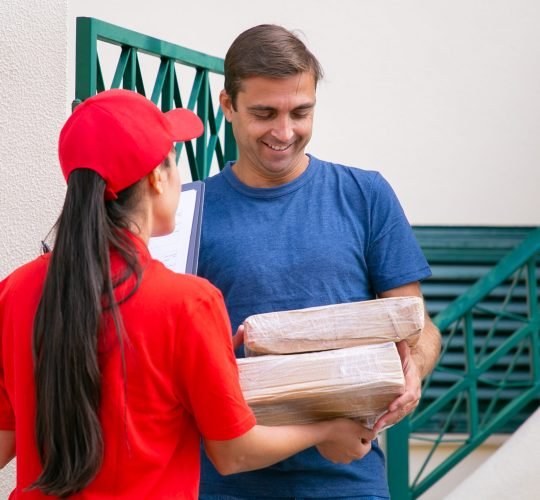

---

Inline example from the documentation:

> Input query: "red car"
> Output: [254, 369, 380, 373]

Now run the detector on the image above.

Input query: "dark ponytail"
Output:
[30, 169, 142, 497]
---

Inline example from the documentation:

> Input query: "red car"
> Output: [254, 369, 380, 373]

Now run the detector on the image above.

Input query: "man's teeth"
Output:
[266, 143, 290, 151]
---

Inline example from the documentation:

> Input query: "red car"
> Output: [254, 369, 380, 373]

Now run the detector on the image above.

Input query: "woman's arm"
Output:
[204, 418, 375, 475]
[0, 430, 15, 468]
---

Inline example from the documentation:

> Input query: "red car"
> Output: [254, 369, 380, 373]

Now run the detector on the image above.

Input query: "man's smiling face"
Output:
[220, 72, 316, 187]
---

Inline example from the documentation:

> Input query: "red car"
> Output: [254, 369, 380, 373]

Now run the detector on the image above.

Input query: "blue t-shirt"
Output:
[197, 155, 431, 498]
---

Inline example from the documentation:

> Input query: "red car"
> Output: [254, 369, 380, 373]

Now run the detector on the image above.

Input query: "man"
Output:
[197, 24, 441, 499]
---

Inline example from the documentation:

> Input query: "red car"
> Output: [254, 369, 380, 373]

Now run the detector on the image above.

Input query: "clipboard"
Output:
[148, 181, 205, 274]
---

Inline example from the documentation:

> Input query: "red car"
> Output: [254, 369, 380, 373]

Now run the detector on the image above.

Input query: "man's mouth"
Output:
[262, 141, 293, 152]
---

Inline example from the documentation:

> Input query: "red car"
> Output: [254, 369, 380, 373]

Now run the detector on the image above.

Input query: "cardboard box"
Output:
[238, 342, 404, 427]
[243, 296, 424, 356]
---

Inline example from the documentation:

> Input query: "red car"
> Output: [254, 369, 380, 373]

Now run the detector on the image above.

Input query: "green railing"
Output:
[75, 17, 236, 181]
[387, 227, 540, 499]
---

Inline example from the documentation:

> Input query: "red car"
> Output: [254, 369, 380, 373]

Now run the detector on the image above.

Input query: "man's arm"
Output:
[373, 282, 441, 433]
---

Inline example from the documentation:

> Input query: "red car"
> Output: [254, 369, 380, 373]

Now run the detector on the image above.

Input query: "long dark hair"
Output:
[30, 169, 143, 497]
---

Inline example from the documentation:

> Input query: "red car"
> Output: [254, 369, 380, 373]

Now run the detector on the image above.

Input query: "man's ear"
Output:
[147, 167, 164, 195]
[220, 90, 234, 122]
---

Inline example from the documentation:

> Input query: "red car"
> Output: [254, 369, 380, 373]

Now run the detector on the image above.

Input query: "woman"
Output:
[0, 90, 374, 499]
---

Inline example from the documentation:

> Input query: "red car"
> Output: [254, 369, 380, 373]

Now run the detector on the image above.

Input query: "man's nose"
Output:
[270, 115, 294, 143]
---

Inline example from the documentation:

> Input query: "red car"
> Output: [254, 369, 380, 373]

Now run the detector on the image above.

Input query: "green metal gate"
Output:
[75, 17, 236, 181]
[388, 227, 540, 499]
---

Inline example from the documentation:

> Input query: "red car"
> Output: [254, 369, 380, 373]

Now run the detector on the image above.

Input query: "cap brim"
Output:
[165, 108, 204, 142]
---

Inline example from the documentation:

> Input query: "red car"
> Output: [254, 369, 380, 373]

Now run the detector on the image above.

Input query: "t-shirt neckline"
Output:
[221, 154, 317, 199]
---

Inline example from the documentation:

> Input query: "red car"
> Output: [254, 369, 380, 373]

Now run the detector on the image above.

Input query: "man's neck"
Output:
[231, 154, 310, 188]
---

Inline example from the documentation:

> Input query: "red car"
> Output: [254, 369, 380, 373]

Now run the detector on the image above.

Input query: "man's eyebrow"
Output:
[247, 103, 315, 112]
[247, 105, 276, 112]
[293, 103, 316, 110]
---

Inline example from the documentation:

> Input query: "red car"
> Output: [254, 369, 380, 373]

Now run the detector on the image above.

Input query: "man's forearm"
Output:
[411, 314, 441, 379]
[378, 282, 442, 379]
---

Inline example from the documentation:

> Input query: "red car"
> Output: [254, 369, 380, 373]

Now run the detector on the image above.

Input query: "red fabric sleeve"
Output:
[0, 277, 15, 430]
[177, 283, 256, 441]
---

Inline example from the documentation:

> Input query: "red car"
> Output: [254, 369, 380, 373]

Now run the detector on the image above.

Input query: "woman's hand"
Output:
[316, 418, 376, 464]
[232, 324, 245, 351]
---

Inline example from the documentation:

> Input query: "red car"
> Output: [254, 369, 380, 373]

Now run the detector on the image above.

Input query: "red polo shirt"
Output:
[0, 236, 255, 499]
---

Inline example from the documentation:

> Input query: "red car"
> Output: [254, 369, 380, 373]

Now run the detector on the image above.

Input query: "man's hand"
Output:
[373, 282, 442, 433]
[372, 341, 421, 433]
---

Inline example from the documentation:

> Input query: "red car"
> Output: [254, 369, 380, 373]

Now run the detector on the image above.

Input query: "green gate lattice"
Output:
[75, 17, 236, 182]
[387, 228, 540, 499]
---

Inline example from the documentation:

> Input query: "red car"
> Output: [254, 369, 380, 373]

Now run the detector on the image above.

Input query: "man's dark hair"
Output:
[224, 24, 324, 108]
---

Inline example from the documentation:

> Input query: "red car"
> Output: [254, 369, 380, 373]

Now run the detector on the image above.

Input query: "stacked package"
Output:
[237, 296, 424, 426]
[243, 296, 424, 356]
[238, 342, 404, 426]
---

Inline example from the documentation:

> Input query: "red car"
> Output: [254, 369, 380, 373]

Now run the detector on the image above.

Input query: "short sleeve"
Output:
[0, 277, 15, 430]
[176, 284, 256, 440]
[366, 173, 431, 293]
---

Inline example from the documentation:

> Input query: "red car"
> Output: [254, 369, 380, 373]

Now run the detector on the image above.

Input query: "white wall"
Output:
[445, 408, 540, 499]
[0, 0, 67, 494]
[68, 0, 540, 226]
[0, 0, 68, 280]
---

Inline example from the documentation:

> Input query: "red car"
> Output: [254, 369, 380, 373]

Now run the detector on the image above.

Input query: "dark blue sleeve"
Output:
[366, 173, 431, 293]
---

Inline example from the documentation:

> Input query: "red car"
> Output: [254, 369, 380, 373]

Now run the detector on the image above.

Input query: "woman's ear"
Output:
[147, 167, 164, 195]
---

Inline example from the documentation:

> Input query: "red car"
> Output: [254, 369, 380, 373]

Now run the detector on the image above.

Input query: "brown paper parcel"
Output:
[238, 342, 404, 427]
[243, 296, 424, 356]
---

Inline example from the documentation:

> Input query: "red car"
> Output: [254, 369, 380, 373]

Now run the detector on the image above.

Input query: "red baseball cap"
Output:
[59, 89, 204, 199]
